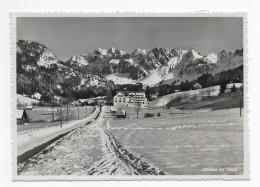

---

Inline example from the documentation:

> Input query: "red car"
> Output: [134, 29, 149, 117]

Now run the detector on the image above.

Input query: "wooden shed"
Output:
[17, 109, 28, 125]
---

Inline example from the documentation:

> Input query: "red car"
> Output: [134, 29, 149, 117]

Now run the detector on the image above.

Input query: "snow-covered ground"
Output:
[17, 94, 40, 105]
[108, 108, 244, 175]
[17, 105, 244, 176]
[18, 106, 163, 176]
[150, 83, 243, 107]
[138, 70, 163, 86]
[17, 107, 99, 157]
[104, 73, 136, 85]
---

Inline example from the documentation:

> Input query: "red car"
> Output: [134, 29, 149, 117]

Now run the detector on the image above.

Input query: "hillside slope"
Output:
[150, 83, 243, 107]
[17, 40, 112, 103]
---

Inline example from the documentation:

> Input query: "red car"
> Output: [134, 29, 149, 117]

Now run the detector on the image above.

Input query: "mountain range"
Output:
[16, 40, 243, 102]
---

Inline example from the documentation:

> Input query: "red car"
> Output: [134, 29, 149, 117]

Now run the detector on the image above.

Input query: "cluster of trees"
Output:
[115, 83, 143, 92]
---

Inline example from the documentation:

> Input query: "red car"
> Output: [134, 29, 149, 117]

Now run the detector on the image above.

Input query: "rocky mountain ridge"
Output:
[16, 40, 243, 102]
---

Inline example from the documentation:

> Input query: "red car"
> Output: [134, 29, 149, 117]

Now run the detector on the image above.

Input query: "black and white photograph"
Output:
[12, 13, 248, 180]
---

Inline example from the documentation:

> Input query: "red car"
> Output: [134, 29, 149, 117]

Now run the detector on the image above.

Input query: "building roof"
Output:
[115, 91, 145, 97]
[110, 106, 117, 112]
[116, 91, 145, 94]
[25, 105, 33, 109]
[17, 109, 25, 119]
[193, 83, 202, 87]
[78, 99, 88, 103]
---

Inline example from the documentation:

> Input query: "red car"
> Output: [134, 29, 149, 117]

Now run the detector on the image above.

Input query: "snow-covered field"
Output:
[108, 108, 244, 175]
[150, 83, 243, 107]
[17, 104, 244, 176]
[17, 94, 39, 105]
[22, 106, 95, 124]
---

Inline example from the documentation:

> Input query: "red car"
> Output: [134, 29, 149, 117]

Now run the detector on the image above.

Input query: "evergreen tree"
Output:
[219, 82, 227, 96]
[145, 86, 152, 100]
[230, 84, 237, 92]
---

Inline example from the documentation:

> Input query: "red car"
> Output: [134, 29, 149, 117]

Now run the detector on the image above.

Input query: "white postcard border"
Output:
[10, 11, 249, 181]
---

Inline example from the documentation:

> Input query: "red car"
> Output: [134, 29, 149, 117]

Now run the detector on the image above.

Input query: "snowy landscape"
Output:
[15, 16, 244, 177]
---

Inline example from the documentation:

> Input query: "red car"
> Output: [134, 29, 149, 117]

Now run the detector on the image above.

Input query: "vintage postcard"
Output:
[11, 12, 249, 180]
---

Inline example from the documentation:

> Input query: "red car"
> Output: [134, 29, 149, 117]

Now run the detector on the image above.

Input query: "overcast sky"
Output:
[17, 17, 243, 61]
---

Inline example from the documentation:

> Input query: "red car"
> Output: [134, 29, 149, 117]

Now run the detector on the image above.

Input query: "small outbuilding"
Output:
[87, 98, 97, 106]
[192, 83, 202, 90]
[110, 106, 117, 113]
[151, 93, 159, 100]
[116, 110, 126, 118]
[25, 105, 33, 110]
[17, 109, 28, 125]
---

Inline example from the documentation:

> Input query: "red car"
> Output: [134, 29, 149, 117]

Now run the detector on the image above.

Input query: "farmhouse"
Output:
[192, 83, 202, 90]
[17, 109, 28, 124]
[113, 91, 148, 107]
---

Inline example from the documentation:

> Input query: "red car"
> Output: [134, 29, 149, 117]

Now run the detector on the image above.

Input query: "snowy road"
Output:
[17, 107, 99, 162]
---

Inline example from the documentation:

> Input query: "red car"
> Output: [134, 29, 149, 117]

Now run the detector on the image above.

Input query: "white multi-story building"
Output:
[113, 91, 148, 107]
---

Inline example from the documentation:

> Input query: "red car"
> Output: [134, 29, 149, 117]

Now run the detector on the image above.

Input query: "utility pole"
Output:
[211, 96, 213, 109]
[78, 101, 80, 120]
[66, 105, 68, 121]
[240, 100, 242, 117]
[163, 100, 164, 111]
[240, 92, 242, 117]
[51, 98, 54, 122]
[60, 99, 62, 128]
[136, 100, 141, 119]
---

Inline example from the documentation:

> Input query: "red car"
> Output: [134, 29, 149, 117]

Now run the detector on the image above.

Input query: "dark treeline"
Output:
[111, 84, 144, 98]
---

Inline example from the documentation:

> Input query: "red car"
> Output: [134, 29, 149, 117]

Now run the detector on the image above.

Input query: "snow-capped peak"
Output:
[108, 47, 116, 54]
[189, 49, 203, 59]
[69, 55, 88, 66]
[203, 53, 218, 64]
[179, 49, 202, 62]
[37, 48, 59, 68]
[95, 48, 108, 56]
[133, 48, 147, 55]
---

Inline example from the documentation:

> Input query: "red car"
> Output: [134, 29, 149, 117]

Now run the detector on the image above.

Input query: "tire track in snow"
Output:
[86, 128, 165, 175]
